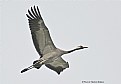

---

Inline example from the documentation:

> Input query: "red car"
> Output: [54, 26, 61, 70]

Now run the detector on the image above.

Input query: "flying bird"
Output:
[21, 6, 88, 75]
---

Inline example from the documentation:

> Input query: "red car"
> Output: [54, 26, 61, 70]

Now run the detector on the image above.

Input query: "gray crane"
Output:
[21, 6, 88, 75]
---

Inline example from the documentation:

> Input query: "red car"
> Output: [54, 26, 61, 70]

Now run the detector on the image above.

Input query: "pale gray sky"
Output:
[1, 0, 121, 84]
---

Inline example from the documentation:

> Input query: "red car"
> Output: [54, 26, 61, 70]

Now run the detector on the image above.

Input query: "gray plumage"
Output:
[21, 6, 88, 75]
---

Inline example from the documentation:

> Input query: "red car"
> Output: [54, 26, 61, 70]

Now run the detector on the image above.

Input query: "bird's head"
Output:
[77, 45, 88, 49]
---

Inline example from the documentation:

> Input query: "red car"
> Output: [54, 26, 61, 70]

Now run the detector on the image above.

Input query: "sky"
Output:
[1, 0, 121, 84]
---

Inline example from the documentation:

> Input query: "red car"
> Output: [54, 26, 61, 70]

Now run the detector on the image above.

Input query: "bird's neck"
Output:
[58, 46, 88, 55]
[66, 46, 88, 54]
[67, 48, 80, 54]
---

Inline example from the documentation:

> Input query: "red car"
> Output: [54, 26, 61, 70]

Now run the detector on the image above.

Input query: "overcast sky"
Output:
[1, 0, 121, 84]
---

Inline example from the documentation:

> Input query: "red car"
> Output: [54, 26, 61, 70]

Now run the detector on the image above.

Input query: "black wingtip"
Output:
[34, 5, 36, 10]
[26, 14, 33, 20]
[21, 68, 29, 73]
[34, 5, 36, 8]
[31, 7, 33, 10]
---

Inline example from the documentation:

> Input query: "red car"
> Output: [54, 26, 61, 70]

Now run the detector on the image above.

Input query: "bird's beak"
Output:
[78, 45, 88, 49]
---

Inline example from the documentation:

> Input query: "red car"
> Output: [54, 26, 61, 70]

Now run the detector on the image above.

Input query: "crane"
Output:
[21, 6, 88, 75]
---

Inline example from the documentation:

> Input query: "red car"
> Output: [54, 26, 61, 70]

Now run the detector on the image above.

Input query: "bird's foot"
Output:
[33, 60, 39, 64]
[33, 60, 42, 69]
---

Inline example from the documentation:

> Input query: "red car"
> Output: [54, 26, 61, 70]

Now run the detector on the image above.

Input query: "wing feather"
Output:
[34, 6, 40, 18]
[37, 6, 42, 18]
[26, 14, 33, 20]
[45, 57, 69, 74]
[28, 9, 35, 19]
[31, 7, 38, 18]
[26, 6, 56, 57]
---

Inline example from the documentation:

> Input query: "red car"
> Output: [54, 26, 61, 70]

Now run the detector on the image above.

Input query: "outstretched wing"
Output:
[26, 6, 56, 57]
[45, 57, 69, 74]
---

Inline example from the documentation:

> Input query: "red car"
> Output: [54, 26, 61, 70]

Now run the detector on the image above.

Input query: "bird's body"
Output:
[38, 49, 65, 64]
[21, 6, 88, 74]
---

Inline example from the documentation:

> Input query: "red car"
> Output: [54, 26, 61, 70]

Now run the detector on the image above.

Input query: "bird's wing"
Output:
[26, 6, 56, 57]
[45, 57, 69, 74]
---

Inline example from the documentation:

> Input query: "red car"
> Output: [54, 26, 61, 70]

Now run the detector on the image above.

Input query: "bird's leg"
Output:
[21, 65, 34, 73]
[67, 45, 88, 53]
[21, 59, 46, 73]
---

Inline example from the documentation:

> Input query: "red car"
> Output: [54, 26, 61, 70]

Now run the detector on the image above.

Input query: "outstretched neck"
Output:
[66, 46, 88, 54]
